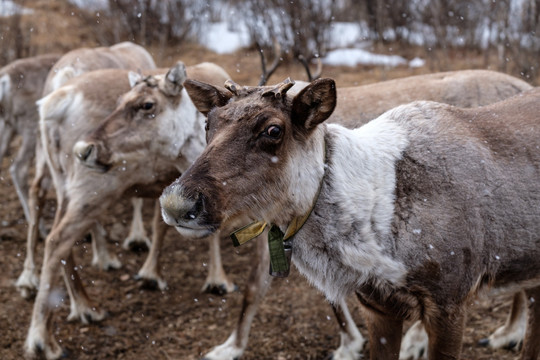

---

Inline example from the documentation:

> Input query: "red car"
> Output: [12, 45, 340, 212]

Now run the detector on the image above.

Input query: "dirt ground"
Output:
[0, 32, 529, 360]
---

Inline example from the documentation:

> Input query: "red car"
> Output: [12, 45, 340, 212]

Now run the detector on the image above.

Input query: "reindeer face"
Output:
[160, 78, 337, 238]
[73, 63, 191, 174]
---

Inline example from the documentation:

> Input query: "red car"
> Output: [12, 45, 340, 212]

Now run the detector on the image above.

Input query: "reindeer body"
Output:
[43, 41, 155, 94]
[17, 42, 157, 299]
[295, 98, 540, 359]
[24, 62, 234, 360]
[162, 77, 540, 359]
[332, 69, 531, 127]
[0, 54, 61, 223]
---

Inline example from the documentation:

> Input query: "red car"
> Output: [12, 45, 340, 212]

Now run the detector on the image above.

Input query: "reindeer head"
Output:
[160, 77, 337, 238]
[73, 61, 199, 174]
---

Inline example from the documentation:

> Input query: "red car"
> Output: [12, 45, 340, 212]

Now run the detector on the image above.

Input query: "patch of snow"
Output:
[328, 22, 370, 49]
[68, 0, 109, 11]
[409, 57, 426, 68]
[322, 48, 408, 67]
[198, 22, 251, 54]
[0, 0, 33, 17]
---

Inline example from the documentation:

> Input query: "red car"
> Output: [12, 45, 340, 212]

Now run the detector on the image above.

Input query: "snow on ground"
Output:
[322, 48, 407, 67]
[0, 0, 32, 17]
[199, 20, 424, 68]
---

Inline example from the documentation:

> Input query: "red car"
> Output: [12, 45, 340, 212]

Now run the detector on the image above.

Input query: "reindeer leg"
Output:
[359, 301, 403, 360]
[424, 306, 466, 360]
[478, 291, 527, 351]
[202, 231, 237, 295]
[136, 200, 169, 290]
[9, 127, 35, 224]
[123, 197, 151, 251]
[203, 233, 272, 360]
[16, 152, 49, 299]
[25, 216, 89, 360]
[521, 286, 540, 360]
[64, 249, 107, 323]
[0, 120, 14, 175]
[91, 222, 121, 270]
[329, 299, 366, 360]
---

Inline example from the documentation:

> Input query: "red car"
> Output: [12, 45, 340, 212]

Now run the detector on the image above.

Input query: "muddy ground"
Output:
[0, 40, 526, 359]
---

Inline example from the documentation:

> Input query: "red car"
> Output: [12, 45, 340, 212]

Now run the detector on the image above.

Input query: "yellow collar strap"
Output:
[229, 207, 312, 248]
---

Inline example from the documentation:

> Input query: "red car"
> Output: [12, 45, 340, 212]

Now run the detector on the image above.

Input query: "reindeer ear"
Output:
[128, 71, 142, 88]
[162, 61, 187, 96]
[184, 79, 232, 116]
[291, 78, 336, 130]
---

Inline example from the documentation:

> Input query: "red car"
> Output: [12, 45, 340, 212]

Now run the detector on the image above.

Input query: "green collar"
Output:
[230, 141, 328, 277]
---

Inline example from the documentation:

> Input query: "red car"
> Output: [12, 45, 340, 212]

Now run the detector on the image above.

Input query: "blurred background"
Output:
[1, 0, 539, 85]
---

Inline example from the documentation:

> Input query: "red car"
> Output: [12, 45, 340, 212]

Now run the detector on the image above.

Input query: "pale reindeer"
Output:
[178, 70, 532, 360]
[0, 54, 61, 226]
[16, 42, 157, 299]
[24, 61, 235, 360]
[161, 77, 540, 360]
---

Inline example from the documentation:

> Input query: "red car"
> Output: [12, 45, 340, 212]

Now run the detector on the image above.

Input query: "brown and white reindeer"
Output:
[161, 77, 540, 360]
[16, 42, 156, 299]
[0, 53, 61, 226]
[184, 70, 532, 360]
[24, 61, 235, 360]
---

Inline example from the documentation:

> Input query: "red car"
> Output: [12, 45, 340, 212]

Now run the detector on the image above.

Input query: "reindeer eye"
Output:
[141, 102, 154, 111]
[265, 125, 282, 138]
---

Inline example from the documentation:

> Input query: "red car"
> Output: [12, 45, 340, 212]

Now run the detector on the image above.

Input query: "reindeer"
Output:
[161, 77, 540, 360]
[16, 42, 156, 299]
[187, 70, 532, 360]
[0, 53, 61, 226]
[24, 61, 235, 360]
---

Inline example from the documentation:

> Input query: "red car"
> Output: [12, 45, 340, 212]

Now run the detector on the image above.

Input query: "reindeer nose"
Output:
[159, 186, 204, 226]
[73, 141, 94, 162]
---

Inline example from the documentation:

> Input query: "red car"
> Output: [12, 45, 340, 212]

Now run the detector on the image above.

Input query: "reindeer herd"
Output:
[0, 40, 539, 360]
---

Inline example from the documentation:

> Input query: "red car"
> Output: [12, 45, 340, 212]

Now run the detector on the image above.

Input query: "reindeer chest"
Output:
[291, 215, 408, 304]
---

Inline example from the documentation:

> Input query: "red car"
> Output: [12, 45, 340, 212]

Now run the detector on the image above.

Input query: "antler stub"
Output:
[262, 77, 296, 99]
[224, 79, 242, 96]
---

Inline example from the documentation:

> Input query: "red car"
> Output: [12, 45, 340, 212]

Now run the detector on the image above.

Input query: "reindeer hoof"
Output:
[18, 286, 37, 300]
[478, 338, 490, 347]
[478, 337, 521, 351]
[202, 283, 238, 295]
[134, 274, 167, 291]
[26, 340, 67, 360]
[127, 241, 149, 252]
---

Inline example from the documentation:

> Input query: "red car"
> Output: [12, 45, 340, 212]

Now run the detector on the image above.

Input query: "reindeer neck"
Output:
[273, 126, 327, 230]
[173, 92, 207, 171]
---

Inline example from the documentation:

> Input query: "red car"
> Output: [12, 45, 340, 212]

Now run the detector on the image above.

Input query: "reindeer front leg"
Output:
[25, 230, 73, 359]
[25, 210, 94, 360]
[202, 231, 237, 295]
[63, 250, 106, 324]
[91, 221, 121, 270]
[360, 304, 403, 360]
[136, 200, 169, 290]
[123, 197, 151, 250]
[424, 306, 466, 360]
[203, 233, 272, 360]
[16, 153, 49, 299]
